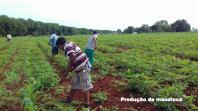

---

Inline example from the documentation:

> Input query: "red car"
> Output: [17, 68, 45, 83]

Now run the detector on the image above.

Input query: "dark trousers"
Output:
[52, 47, 58, 56]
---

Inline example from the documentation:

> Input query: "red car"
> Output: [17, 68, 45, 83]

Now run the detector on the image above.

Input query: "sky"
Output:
[0, 0, 198, 31]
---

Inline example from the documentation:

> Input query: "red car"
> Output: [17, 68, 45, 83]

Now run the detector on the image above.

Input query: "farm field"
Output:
[0, 33, 198, 111]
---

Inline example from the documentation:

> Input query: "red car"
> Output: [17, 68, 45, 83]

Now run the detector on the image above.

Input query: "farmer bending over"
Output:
[56, 37, 93, 109]
[49, 33, 58, 57]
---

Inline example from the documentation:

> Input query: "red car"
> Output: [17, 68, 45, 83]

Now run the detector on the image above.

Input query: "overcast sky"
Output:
[0, 0, 197, 31]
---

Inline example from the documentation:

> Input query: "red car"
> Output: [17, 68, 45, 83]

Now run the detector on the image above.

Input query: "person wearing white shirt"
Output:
[6, 34, 12, 42]
[85, 31, 98, 67]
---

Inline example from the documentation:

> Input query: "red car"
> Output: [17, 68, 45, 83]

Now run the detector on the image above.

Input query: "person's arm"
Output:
[60, 53, 75, 82]
[64, 45, 76, 75]
[66, 52, 76, 72]
[62, 53, 75, 77]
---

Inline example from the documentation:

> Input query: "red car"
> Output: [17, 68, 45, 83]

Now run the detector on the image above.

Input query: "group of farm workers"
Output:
[48, 31, 98, 110]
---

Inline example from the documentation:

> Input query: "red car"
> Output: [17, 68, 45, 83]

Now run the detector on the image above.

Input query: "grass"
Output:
[92, 91, 108, 103]
[0, 33, 198, 110]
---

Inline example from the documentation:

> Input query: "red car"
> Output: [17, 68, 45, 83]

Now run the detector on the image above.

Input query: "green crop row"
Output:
[64, 33, 198, 110]
[0, 38, 75, 111]
[0, 33, 197, 111]
[0, 38, 28, 109]
[0, 39, 20, 68]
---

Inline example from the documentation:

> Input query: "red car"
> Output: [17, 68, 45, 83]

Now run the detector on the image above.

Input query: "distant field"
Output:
[0, 33, 198, 111]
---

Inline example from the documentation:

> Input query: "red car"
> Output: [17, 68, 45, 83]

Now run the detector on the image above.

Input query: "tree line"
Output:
[0, 15, 113, 36]
[120, 19, 196, 34]
[0, 15, 197, 36]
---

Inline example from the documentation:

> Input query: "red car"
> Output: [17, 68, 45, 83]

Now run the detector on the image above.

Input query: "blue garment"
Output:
[49, 34, 58, 47]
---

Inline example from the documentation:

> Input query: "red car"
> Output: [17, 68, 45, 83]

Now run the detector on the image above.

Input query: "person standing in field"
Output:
[6, 34, 12, 42]
[56, 37, 93, 110]
[85, 31, 98, 68]
[49, 33, 58, 57]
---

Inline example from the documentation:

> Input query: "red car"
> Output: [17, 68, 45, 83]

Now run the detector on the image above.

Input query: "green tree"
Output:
[117, 29, 122, 33]
[135, 24, 151, 33]
[170, 19, 191, 32]
[151, 20, 170, 32]
[79, 28, 89, 34]
[123, 26, 134, 34]
[192, 28, 198, 32]
[0, 15, 113, 36]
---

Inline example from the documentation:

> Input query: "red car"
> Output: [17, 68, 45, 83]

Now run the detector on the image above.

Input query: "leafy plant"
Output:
[111, 79, 127, 91]
[92, 91, 107, 103]
[54, 86, 65, 96]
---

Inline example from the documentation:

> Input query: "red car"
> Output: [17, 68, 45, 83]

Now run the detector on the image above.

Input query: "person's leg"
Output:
[54, 47, 58, 55]
[79, 67, 93, 107]
[89, 49, 94, 66]
[85, 49, 94, 66]
[64, 73, 80, 103]
[51, 47, 54, 56]
[52, 47, 58, 57]
[85, 48, 89, 58]
[83, 90, 90, 107]
[91, 50, 94, 65]
[66, 89, 78, 103]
